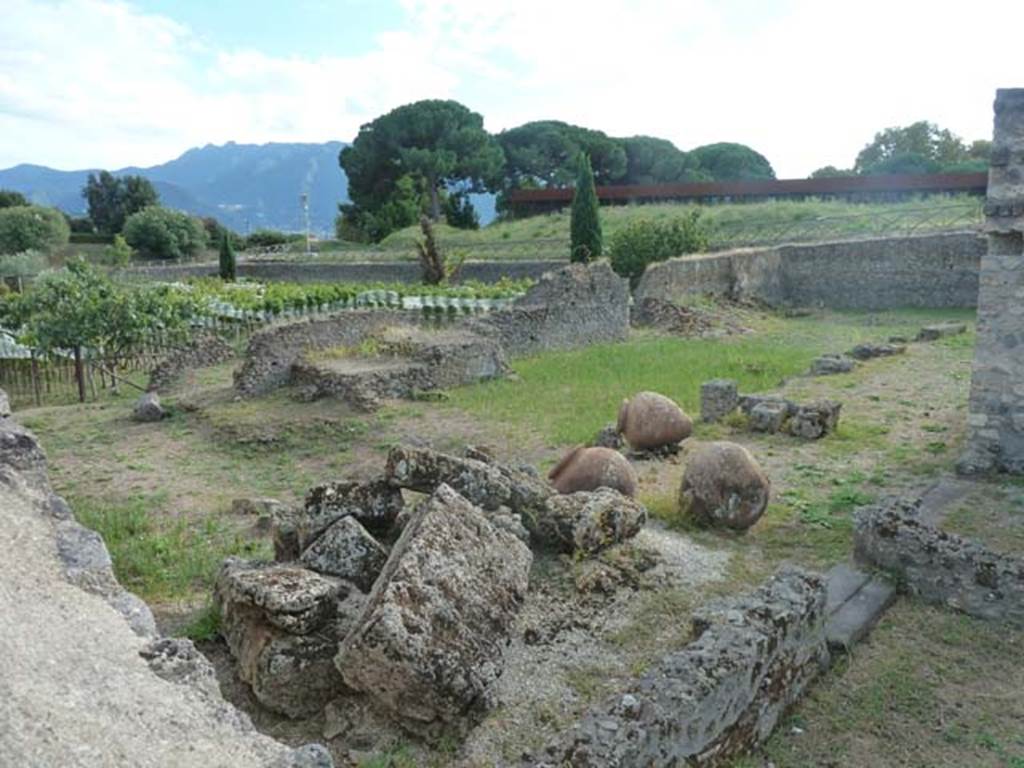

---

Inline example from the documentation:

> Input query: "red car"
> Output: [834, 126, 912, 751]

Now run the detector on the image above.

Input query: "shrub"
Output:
[245, 229, 294, 249]
[123, 206, 208, 260]
[0, 205, 71, 255]
[100, 234, 133, 267]
[570, 153, 602, 263]
[607, 212, 709, 285]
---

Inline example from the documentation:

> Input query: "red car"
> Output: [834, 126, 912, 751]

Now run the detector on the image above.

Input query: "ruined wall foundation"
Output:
[961, 88, 1024, 474]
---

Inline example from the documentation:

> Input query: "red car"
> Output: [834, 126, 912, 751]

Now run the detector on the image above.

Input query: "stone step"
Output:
[823, 563, 898, 653]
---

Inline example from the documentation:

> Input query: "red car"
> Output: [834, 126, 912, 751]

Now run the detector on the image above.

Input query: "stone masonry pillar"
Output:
[960, 88, 1024, 474]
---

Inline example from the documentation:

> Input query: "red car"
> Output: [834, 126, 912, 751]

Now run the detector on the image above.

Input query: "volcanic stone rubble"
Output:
[214, 444, 649, 725]
[699, 379, 841, 440]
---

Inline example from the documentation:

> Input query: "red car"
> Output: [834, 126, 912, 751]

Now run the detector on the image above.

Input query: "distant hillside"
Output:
[0, 142, 351, 235]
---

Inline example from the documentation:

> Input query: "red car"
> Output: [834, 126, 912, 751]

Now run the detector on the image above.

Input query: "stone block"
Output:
[749, 401, 788, 433]
[335, 484, 532, 728]
[786, 400, 842, 440]
[132, 391, 165, 422]
[525, 487, 647, 555]
[214, 559, 342, 635]
[809, 355, 856, 376]
[700, 378, 739, 423]
[916, 322, 967, 342]
[299, 515, 387, 592]
[849, 342, 906, 360]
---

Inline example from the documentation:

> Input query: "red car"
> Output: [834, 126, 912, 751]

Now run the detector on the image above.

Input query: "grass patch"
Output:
[449, 333, 816, 446]
[72, 494, 269, 602]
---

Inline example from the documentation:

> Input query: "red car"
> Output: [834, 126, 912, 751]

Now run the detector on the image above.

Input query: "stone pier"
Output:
[960, 88, 1024, 474]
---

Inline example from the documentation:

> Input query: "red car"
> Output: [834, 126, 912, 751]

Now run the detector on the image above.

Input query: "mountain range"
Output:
[0, 142, 354, 236]
[0, 142, 499, 235]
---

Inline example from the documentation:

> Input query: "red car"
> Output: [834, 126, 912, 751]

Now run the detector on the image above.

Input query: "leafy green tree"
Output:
[0, 205, 71, 254]
[570, 153, 602, 263]
[123, 206, 207, 260]
[620, 136, 708, 185]
[688, 143, 776, 180]
[0, 190, 28, 209]
[444, 191, 479, 230]
[498, 120, 627, 189]
[83, 171, 159, 234]
[219, 231, 237, 281]
[854, 121, 974, 175]
[1, 261, 196, 401]
[340, 100, 504, 240]
[809, 165, 856, 179]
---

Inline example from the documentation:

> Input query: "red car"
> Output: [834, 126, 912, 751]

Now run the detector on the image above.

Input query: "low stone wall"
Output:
[636, 231, 984, 309]
[855, 497, 1024, 627]
[148, 332, 236, 392]
[530, 567, 828, 767]
[123, 259, 565, 285]
[234, 310, 425, 397]
[467, 261, 630, 356]
[290, 329, 508, 411]
[235, 263, 630, 397]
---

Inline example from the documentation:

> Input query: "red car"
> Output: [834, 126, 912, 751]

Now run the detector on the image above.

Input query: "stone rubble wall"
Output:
[233, 309, 425, 397]
[635, 231, 984, 310]
[961, 88, 1024, 474]
[0, 395, 332, 767]
[236, 263, 630, 397]
[465, 261, 630, 357]
[148, 332, 236, 392]
[529, 567, 828, 767]
[854, 496, 1024, 627]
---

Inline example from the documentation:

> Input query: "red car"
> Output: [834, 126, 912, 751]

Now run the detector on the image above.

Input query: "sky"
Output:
[2, 0, 1023, 178]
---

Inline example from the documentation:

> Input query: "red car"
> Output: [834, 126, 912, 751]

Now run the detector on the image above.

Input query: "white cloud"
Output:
[1, 0, 1023, 175]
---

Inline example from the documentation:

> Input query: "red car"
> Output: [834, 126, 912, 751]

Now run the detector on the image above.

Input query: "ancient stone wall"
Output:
[236, 263, 630, 397]
[148, 332, 236, 392]
[961, 88, 1024, 474]
[855, 497, 1024, 627]
[233, 310, 425, 397]
[466, 261, 630, 356]
[635, 231, 983, 309]
[123, 259, 565, 286]
[530, 568, 828, 767]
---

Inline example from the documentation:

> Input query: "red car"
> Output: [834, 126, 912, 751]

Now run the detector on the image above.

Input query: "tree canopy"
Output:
[687, 143, 776, 181]
[620, 136, 709, 185]
[0, 205, 70, 255]
[83, 171, 159, 234]
[339, 100, 504, 241]
[854, 121, 989, 175]
[497, 121, 628, 188]
[122, 206, 207, 260]
[0, 190, 29, 209]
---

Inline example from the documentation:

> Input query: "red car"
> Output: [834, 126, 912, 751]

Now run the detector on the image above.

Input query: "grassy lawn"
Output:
[374, 196, 981, 251]
[738, 600, 1024, 768]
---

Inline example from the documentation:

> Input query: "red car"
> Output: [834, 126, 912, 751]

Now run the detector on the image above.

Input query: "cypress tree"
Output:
[219, 230, 236, 282]
[570, 152, 602, 263]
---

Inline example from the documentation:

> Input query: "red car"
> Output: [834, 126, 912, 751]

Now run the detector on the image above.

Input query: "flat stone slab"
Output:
[825, 570, 897, 652]
[824, 560, 899, 653]
[917, 476, 976, 525]
[916, 322, 967, 341]
[824, 562, 872, 615]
